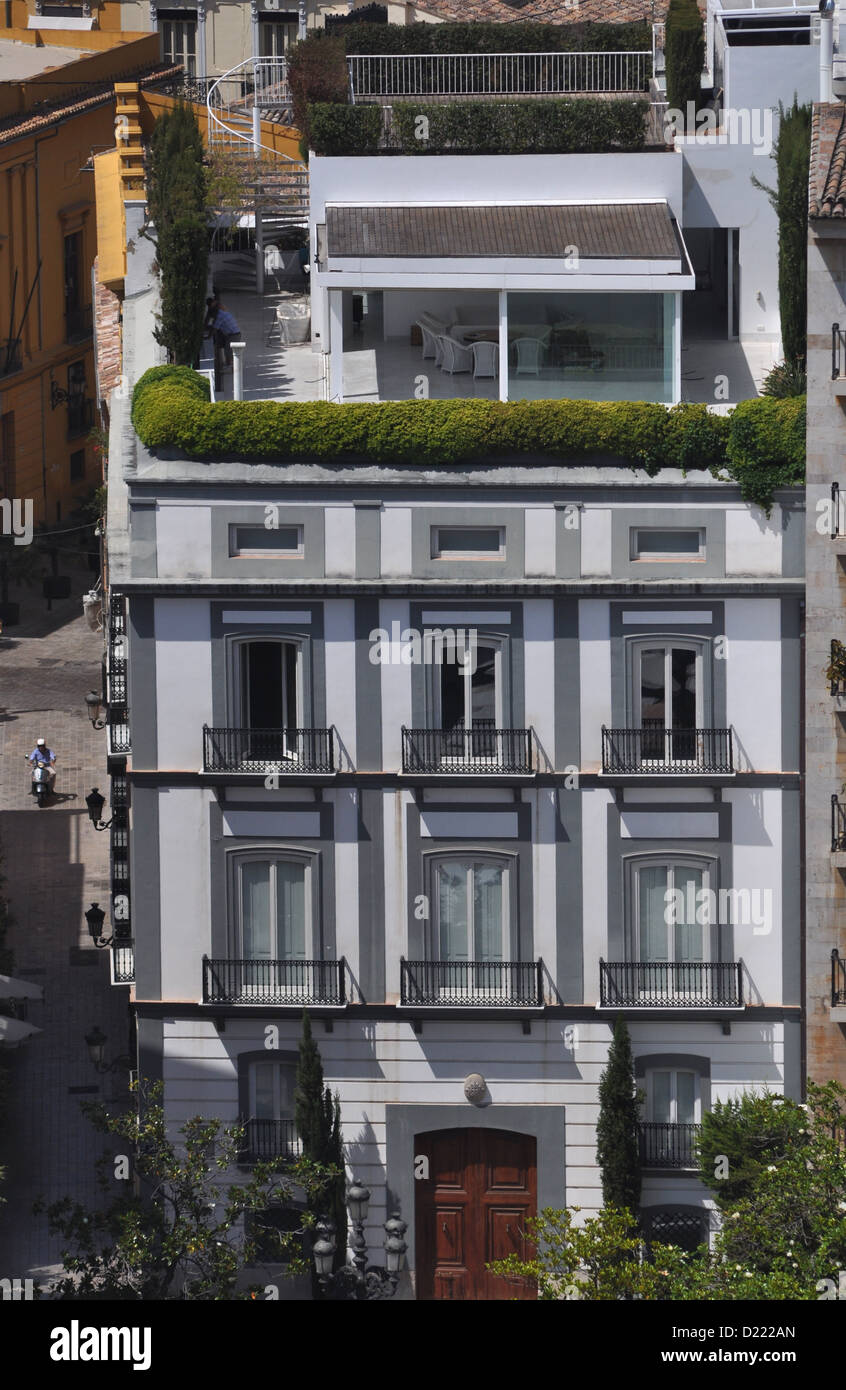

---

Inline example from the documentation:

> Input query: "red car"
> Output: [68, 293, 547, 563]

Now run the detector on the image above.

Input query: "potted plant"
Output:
[826, 639, 846, 693]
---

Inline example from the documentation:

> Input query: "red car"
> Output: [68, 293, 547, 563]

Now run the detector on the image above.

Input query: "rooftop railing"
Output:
[347, 50, 652, 100]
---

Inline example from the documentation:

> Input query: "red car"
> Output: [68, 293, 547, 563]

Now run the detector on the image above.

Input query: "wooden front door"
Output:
[415, 1128, 537, 1301]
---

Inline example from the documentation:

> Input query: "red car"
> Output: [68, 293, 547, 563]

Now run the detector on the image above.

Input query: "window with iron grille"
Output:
[644, 1207, 709, 1253]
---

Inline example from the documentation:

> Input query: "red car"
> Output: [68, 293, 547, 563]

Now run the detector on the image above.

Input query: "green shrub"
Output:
[308, 103, 382, 156]
[761, 359, 807, 398]
[339, 21, 651, 56]
[724, 395, 806, 512]
[310, 98, 647, 156]
[131, 367, 804, 509]
[664, 0, 704, 126]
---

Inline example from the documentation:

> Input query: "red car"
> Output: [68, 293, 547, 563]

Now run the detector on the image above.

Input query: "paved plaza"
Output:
[0, 566, 130, 1285]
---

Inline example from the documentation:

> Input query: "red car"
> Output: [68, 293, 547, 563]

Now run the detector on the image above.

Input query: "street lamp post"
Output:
[85, 786, 112, 831]
[312, 1179, 407, 1300]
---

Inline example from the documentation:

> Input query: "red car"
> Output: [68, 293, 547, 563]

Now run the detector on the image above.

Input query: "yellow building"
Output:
[0, 33, 158, 527]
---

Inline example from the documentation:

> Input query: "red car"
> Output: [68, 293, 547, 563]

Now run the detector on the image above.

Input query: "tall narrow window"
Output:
[160, 11, 198, 76]
[438, 640, 499, 761]
[633, 641, 701, 762]
[431, 856, 514, 999]
[63, 231, 82, 340]
[258, 13, 298, 56]
[240, 640, 298, 730]
[248, 1060, 300, 1161]
[66, 361, 88, 439]
[239, 858, 308, 962]
[637, 862, 708, 966]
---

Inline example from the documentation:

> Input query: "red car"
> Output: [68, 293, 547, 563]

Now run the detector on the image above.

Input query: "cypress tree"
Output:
[596, 1013, 641, 1215]
[752, 99, 811, 366]
[295, 1012, 347, 1273]
[664, 0, 704, 131]
[145, 102, 209, 366]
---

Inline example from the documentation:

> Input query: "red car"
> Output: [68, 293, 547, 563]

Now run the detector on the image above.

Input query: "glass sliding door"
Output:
[506, 291, 675, 404]
[238, 640, 299, 765]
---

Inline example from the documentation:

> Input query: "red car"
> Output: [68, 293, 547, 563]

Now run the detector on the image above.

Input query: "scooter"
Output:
[26, 756, 52, 807]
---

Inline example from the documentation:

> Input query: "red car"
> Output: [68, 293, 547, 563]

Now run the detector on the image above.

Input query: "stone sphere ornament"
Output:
[464, 1073, 487, 1104]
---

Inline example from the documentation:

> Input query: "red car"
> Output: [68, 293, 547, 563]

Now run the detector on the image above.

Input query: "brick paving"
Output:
[0, 564, 131, 1286]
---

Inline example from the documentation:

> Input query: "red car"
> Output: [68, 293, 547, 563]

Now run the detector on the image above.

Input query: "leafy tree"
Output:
[0, 532, 44, 610]
[295, 1012, 347, 1272]
[145, 103, 209, 366]
[665, 0, 704, 128]
[36, 1080, 339, 1299]
[596, 1013, 641, 1214]
[697, 1089, 806, 1207]
[751, 99, 812, 364]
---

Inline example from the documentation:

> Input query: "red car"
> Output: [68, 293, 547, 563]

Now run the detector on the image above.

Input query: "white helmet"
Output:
[36, 738, 45, 746]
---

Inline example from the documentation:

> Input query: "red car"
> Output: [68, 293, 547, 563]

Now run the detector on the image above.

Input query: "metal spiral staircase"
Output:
[207, 57, 309, 283]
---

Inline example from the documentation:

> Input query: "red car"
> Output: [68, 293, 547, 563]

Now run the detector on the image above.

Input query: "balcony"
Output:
[599, 960, 744, 1009]
[401, 727, 533, 775]
[202, 726, 335, 774]
[202, 956, 346, 1006]
[639, 1121, 700, 1170]
[833, 796, 846, 855]
[241, 1117, 302, 1164]
[66, 395, 93, 440]
[832, 950, 846, 1011]
[400, 958, 543, 1007]
[833, 324, 846, 395]
[110, 940, 134, 986]
[601, 726, 734, 775]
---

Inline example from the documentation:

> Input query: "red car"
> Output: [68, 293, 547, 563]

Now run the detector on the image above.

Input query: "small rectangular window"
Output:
[431, 526, 505, 560]
[229, 524, 303, 558]
[70, 449, 85, 482]
[631, 528, 705, 561]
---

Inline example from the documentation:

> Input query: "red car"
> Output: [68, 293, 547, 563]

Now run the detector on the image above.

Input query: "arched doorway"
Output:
[414, 1127, 537, 1300]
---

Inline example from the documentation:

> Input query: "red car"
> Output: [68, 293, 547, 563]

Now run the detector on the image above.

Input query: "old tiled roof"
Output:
[809, 101, 846, 218]
[0, 63, 182, 147]
[412, 0, 668, 23]
[326, 201, 679, 259]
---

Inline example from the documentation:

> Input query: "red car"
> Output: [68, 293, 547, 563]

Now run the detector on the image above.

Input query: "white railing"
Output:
[207, 56, 295, 152]
[347, 50, 652, 100]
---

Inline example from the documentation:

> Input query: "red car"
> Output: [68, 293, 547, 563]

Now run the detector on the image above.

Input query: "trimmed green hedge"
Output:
[308, 103, 382, 156]
[131, 367, 804, 509]
[665, 0, 704, 126]
[308, 98, 647, 156]
[337, 21, 652, 55]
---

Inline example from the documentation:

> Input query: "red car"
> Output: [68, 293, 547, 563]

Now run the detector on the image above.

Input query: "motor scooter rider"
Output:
[27, 737, 56, 791]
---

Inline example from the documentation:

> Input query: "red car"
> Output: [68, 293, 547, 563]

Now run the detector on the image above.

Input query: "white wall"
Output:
[724, 597, 782, 771]
[154, 598, 213, 769]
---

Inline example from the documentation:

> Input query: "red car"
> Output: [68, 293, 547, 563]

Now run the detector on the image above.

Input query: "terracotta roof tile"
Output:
[413, 0, 668, 23]
[809, 101, 846, 218]
[0, 63, 182, 147]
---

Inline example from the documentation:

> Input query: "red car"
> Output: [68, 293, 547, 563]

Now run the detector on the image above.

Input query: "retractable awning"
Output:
[0, 973, 43, 1002]
[0, 1016, 42, 1046]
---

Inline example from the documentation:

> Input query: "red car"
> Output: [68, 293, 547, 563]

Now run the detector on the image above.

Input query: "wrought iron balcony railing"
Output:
[110, 940, 135, 986]
[639, 1121, 700, 1170]
[203, 956, 346, 1006]
[833, 796, 846, 852]
[107, 593, 131, 755]
[833, 949, 846, 1007]
[601, 725, 733, 774]
[400, 958, 543, 1007]
[203, 726, 335, 774]
[830, 640, 846, 696]
[401, 726, 533, 774]
[833, 322, 846, 380]
[242, 1117, 302, 1163]
[599, 960, 744, 1008]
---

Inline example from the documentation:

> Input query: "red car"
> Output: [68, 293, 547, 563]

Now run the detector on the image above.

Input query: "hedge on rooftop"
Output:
[131, 366, 805, 511]
[330, 20, 652, 55]
[308, 98, 648, 156]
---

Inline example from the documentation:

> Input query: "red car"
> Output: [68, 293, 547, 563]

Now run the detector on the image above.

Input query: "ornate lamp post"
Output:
[312, 1179, 407, 1300]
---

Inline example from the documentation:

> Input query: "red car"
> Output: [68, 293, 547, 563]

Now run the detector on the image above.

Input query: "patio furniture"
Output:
[515, 336, 546, 376]
[417, 322, 441, 362]
[471, 340, 499, 379]
[438, 335, 473, 374]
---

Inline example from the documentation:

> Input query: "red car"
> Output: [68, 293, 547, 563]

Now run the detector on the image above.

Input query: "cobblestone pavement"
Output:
[0, 568, 131, 1285]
